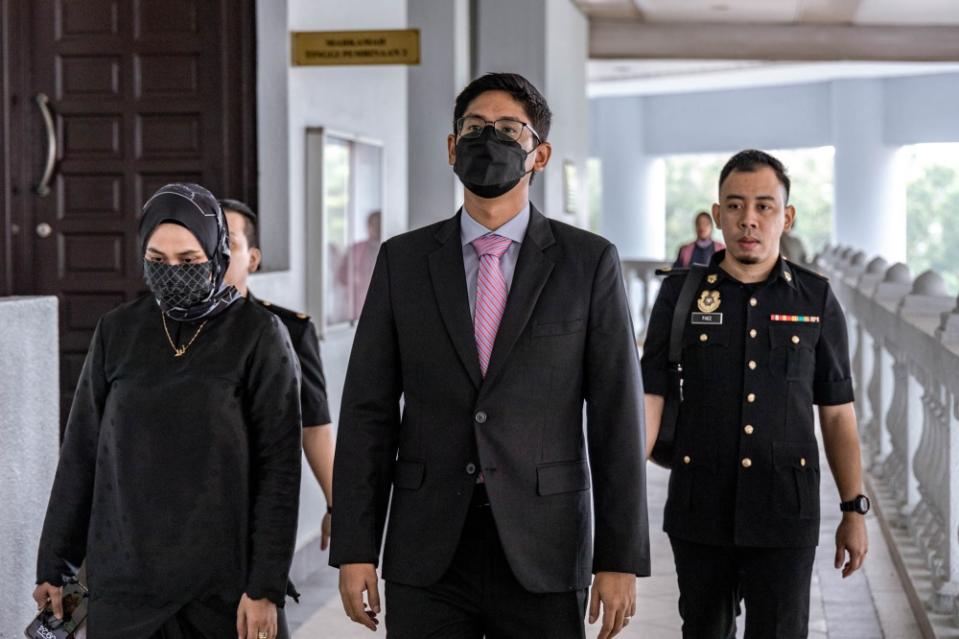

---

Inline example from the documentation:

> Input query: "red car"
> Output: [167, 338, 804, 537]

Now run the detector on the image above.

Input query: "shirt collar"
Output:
[706, 250, 797, 289]
[461, 202, 530, 247]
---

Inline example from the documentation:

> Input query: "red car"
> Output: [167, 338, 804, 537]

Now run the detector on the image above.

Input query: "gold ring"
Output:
[257, 633, 268, 639]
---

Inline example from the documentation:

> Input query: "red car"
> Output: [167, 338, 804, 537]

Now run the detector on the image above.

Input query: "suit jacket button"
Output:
[475, 411, 488, 424]
[466, 463, 477, 475]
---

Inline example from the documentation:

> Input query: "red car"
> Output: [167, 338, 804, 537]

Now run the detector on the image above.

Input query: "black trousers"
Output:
[669, 536, 816, 639]
[385, 486, 588, 639]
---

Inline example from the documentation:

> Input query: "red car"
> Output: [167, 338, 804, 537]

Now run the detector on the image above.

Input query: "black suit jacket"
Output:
[330, 206, 650, 593]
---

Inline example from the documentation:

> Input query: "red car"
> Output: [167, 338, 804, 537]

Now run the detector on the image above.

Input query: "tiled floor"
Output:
[290, 459, 920, 638]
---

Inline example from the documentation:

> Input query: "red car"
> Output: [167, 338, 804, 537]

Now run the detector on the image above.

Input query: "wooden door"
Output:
[2, 0, 257, 431]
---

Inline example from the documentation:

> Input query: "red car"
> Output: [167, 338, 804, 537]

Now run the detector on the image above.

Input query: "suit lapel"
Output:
[481, 206, 555, 390]
[428, 212, 482, 390]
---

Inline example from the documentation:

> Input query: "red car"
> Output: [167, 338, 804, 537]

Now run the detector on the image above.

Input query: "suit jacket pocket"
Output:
[537, 459, 590, 496]
[393, 459, 425, 490]
[531, 318, 585, 338]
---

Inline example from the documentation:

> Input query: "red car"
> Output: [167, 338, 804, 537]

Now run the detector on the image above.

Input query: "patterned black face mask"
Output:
[143, 260, 214, 310]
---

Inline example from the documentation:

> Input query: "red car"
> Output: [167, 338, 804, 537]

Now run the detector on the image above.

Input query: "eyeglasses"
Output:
[455, 116, 541, 144]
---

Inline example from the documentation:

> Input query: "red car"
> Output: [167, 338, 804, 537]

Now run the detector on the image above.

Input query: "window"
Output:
[904, 143, 959, 295]
[305, 129, 384, 334]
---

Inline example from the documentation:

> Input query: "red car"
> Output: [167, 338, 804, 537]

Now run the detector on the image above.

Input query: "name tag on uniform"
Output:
[691, 312, 723, 325]
[770, 314, 820, 323]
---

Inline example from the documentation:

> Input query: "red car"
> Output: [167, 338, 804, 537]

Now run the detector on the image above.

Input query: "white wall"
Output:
[642, 82, 834, 155]
[251, 0, 409, 554]
[0, 297, 58, 631]
[883, 72, 959, 145]
[544, 0, 589, 225]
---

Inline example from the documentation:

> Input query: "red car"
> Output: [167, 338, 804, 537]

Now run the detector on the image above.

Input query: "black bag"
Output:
[649, 264, 707, 468]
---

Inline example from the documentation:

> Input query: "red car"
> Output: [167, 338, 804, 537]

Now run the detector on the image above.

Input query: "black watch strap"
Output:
[840, 494, 870, 514]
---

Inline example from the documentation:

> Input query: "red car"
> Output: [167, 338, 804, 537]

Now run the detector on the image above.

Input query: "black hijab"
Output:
[139, 183, 240, 321]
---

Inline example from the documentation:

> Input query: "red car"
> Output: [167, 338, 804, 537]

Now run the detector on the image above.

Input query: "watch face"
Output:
[856, 495, 871, 514]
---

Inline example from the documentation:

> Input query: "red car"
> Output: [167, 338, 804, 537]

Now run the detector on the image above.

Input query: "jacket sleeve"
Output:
[329, 243, 402, 568]
[37, 320, 109, 585]
[244, 317, 303, 605]
[584, 243, 651, 577]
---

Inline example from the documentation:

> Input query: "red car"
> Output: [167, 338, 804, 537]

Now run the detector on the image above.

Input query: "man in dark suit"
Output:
[330, 72, 649, 639]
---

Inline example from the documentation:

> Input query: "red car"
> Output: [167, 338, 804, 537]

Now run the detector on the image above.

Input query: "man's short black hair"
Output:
[695, 211, 713, 226]
[719, 149, 791, 202]
[453, 73, 552, 142]
[219, 198, 258, 249]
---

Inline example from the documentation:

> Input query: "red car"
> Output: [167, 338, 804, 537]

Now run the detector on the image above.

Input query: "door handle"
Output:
[36, 223, 53, 238]
[34, 93, 56, 197]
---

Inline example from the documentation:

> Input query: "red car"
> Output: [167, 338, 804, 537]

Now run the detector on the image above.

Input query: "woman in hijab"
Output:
[32, 183, 302, 639]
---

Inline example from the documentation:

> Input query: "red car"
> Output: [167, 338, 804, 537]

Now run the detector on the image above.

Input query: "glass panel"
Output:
[324, 136, 352, 328]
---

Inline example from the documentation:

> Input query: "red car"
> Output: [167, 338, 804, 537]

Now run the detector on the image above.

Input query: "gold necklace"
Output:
[161, 313, 208, 357]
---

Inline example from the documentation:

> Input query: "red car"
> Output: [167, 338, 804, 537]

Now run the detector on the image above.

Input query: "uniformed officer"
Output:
[221, 199, 335, 545]
[642, 150, 869, 639]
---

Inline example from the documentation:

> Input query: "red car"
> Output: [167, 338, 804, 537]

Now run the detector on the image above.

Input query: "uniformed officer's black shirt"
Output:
[642, 250, 854, 548]
[250, 293, 332, 426]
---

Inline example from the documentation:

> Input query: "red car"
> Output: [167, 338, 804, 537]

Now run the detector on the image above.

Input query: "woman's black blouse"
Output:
[36, 295, 303, 607]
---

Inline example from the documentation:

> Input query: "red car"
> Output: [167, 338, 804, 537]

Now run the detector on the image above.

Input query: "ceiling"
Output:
[572, 0, 959, 25]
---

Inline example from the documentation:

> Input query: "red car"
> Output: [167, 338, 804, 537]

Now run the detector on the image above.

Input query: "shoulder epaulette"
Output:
[655, 266, 688, 277]
[786, 260, 830, 282]
[257, 298, 311, 322]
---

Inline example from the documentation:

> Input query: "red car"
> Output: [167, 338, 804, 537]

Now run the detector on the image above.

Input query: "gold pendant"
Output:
[697, 290, 721, 313]
[174, 347, 187, 357]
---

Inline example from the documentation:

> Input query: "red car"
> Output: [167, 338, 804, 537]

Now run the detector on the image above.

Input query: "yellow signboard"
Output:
[292, 29, 421, 66]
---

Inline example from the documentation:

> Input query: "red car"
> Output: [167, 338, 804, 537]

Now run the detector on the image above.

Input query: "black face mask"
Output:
[143, 260, 214, 310]
[453, 127, 534, 199]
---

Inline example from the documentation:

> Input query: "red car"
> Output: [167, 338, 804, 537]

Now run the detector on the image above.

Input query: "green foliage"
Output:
[905, 144, 959, 295]
[663, 148, 835, 262]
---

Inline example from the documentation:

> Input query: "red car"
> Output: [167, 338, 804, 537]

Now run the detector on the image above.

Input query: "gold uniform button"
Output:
[785, 271, 793, 282]
[749, 297, 758, 307]
[748, 360, 757, 370]
[683, 455, 691, 465]
[800, 457, 807, 467]
[791, 335, 800, 344]
[749, 329, 757, 338]
[744, 425, 755, 435]
[699, 333, 708, 342]
[741, 458, 753, 468]
[747, 393, 756, 403]
[707, 274, 718, 284]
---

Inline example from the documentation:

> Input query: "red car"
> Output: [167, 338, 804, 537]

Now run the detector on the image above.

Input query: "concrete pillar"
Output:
[0, 297, 59, 630]
[407, 0, 470, 228]
[832, 79, 907, 263]
[473, 0, 588, 224]
[589, 96, 666, 260]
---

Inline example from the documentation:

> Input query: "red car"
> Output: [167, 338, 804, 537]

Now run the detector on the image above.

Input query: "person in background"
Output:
[221, 198, 335, 550]
[34, 183, 301, 639]
[673, 211, 725, 267]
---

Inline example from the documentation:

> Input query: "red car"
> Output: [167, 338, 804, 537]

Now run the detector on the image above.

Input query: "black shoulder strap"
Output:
[668, 264, 707, 365]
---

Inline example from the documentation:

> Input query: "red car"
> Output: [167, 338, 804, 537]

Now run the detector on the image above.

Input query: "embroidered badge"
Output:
[770, 314, 820, 323]
[706, 274, 718, 284]
[697, 290, 721, 313]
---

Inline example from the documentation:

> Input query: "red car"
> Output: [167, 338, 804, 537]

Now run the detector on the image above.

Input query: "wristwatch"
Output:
[840, 494, 870, 515]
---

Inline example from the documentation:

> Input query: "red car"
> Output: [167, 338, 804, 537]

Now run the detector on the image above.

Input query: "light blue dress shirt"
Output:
[461, 204, 530, 318]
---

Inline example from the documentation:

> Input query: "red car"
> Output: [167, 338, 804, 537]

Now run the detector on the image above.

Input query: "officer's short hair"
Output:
[219, 198, 259, 250]
[719, 149, 791, 203]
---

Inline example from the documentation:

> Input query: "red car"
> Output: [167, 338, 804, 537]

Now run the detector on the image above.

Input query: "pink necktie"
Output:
[471, 234, 513, 378]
